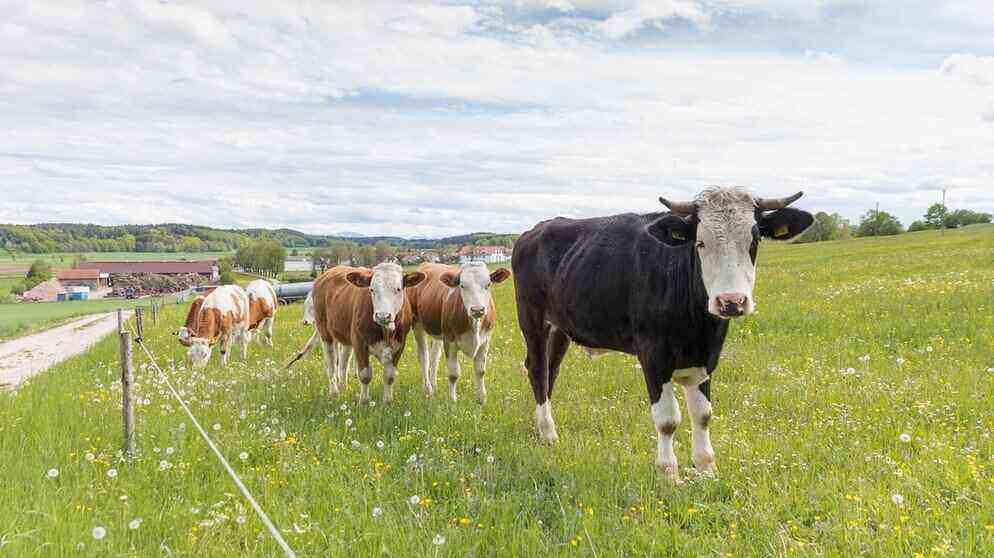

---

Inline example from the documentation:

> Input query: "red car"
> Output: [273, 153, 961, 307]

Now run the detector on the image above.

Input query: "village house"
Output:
[457, 245, 511, 264]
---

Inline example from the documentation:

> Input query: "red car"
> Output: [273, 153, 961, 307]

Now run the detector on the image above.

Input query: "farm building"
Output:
[77, 261, 219, 282]
[21, 278, 66, 302]
[55, 268, 106, 289]
[457, 245, 511, 264]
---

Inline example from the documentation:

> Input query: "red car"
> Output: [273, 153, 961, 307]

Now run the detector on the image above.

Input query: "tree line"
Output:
[311, 241, 395, 272]
[233, 240, 287, 277]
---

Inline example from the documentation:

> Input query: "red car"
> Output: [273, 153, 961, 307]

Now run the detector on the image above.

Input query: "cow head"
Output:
[650, 187, 813, 319]
[176, 326, 192, 346]
[440, 262, 511, 322]
[347, 263, 426, 330]
[187, 338, 212, 368]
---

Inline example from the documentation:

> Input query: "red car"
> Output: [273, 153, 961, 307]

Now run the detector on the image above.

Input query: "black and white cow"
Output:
[512, 187, 813, 479]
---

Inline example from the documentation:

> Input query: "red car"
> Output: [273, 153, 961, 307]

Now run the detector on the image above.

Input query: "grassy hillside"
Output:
[0, 226, 992, 556]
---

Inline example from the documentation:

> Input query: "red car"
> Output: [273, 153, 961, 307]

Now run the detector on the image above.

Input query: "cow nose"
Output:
[469, 306, 486, 318]
[374, 312, 393, 324]
[715, 293, 747, 317]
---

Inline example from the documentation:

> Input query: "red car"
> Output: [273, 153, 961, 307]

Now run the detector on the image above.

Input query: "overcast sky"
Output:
[2, 1, 993, 237]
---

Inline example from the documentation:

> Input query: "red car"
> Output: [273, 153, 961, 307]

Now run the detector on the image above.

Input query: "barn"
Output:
[77, 261, 219, 283]
[55, 268, 106, 289]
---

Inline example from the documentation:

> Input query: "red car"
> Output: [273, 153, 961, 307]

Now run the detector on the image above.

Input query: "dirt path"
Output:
[0, 311, 132, 390]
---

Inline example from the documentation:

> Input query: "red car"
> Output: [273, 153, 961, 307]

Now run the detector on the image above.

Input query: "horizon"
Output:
[3, 2, 994, 235]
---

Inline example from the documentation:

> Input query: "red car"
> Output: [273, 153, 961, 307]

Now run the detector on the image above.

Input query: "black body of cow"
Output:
[512, 212, 727, 405]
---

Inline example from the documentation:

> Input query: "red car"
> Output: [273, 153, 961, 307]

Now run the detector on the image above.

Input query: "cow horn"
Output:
[755, 191, 803, 210]
[658, 197, 697, 215]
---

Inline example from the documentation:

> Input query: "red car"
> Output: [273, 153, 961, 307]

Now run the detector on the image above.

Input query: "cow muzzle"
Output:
[714, 293, 748, 319]
[469, 306, 486, 319]
[374, 312, 393, 326]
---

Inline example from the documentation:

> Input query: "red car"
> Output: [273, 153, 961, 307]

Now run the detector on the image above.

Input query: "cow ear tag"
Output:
[774, 224, 790, 238]
[671, 230, 686, 241]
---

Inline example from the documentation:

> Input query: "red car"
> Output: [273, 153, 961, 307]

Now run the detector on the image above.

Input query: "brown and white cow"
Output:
[245, 279, 278, 346]
[408, 262, 511, 403]
[309, 263, 425, 404]
[177, 284, 252, 368]
[286, 290, 356, 377]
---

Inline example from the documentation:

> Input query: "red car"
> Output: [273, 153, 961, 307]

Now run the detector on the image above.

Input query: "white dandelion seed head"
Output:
[925, 346, 933, 353]
[345, 418, 354, 428]
[899, 433, 912, 443]
[236, 515, 247, 524]
[891, 493, 904, 506]
[91, 526, 106, 540]
[260, 404, 268, 411]
[239, 452, 249, 461]
[158, 460, 171, 471]
[106, 468, 118, 479]
[409, 495, 421, 506]
[407, 453, 418, 464]
[128, 518, 142, 530]
[432, 533, 445, 546]
[487, 455, 496, 464]
[85, 452, 95, 462]
[845, 367, 856, 374]
[351, 440, 361, 450]
[369, 400, 376, 407]
[376, 440, 385, 450]
[212, 423, 221, 431]
[372, 506, 383, 519]
[403, 411, 411, 418]
[165, 447, 174, 455]
[47, 468, 60, 479]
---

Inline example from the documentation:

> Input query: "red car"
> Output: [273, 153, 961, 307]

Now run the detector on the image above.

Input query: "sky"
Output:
[2, 0, 994, 238]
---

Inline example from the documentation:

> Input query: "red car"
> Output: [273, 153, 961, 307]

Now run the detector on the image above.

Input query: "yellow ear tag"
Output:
[671, 230, 686, 241]
[774, 224, 790, 238]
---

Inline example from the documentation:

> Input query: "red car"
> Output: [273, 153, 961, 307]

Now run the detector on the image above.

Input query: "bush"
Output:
[855, 210, 904, 237]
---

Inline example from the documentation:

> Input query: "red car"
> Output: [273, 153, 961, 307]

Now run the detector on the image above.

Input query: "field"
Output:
[1, 251, 232, 268]
[0, 298, 172, 341]
[1, 226, 992, 556]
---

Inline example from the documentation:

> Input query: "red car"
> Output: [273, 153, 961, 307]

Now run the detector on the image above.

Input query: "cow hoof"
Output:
[539, 430, 559, 444]
[693, 461, 718, 478]
[656, 461, 680, 482]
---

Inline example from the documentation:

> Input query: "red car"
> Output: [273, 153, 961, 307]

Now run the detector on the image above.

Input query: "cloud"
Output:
[1, 1, 994, 236]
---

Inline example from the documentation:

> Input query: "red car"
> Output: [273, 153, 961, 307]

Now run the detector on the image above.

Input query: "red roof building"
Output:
[78, 261, 218, 280]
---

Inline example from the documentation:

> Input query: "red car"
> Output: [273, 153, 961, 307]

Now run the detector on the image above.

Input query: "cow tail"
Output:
[285, 329, 320, 370]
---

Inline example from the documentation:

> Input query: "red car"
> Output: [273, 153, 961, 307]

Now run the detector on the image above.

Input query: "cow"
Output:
[286, 290, 356, 377]
[512, 186, 812, 479]
[309, 263, 425, 404]
[245, 279, 278, 346]
[178, 284, 253, 369]
[407, 262, 511, 402]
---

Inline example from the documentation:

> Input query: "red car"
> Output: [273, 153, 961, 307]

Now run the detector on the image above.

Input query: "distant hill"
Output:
[0, 223, 517, 254]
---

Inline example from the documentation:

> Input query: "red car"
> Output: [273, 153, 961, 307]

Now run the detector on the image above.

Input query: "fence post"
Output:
[151, 301, 157, 325]
[134, 307, 143, 342]
[118, 309, 136, 457]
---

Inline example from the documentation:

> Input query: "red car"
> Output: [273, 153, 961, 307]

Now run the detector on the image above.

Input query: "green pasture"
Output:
[1, 227, 992, 556]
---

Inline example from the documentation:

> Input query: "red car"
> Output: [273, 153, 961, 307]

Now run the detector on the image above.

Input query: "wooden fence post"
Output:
[118, 309, 136, 457]
[134, 307, 143, 342]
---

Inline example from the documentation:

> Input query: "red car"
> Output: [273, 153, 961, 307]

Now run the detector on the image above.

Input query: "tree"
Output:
[218, 257, 235, 285]
[855, 209, 904, 237]
[924, 203, 948, 229]
[945, 209, 992, 228]
[908, 220, 930, 232]
[795, 212, 850, 243]
[373, 241, 393, 264]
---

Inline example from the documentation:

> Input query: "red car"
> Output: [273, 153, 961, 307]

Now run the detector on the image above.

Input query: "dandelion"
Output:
[165, 447, 174, 455]
[340, 403, 348, 411]
[236, 515, 247, 524]
[158, 460, 172, 471]
[409, 495, 421, 506]
[486, 455, 495, 464]
[91, 526, 107, 540]
[106, 468, 118, 479]
[345, 418, 354, 428]
[432, 533, 445, 546]
[403, 411, 411, 418]
[896, 358, 906, 365]
[351, 440, 361, 450]
[891, 494, 905, 506]
[372, 507, 383, 519]
[85, 452, 95, 462]
[239, 451, 249, 461]
[128, 518, 142, 530]
[47, 468, 60, 479]
[260, 404, 268, 411]
[845, 367, 856, 375]
[925, 346, 934, 353]
[376, 440, 385, 450]
[858, 354, 870, 363]
[407, 454, 418, 464]
[212, 423, 221, 431]
[899, 433, 912, 443]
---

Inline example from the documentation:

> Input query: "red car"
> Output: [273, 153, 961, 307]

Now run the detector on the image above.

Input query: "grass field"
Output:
[1, 251, 232, 267]
[1, 226, 993, 556]
[0, 298, 173, 341]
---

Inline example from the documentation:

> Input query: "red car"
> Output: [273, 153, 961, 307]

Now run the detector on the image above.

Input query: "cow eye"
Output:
[395, 287, 401, 293]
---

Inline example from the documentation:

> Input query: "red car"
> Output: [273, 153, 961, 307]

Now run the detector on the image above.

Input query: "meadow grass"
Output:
[1, 227, 992, 556]
[1, 251, 232, 267]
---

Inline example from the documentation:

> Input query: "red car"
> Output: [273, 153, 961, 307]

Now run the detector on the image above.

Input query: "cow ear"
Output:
[403, 271, 427, 288]
[439, 271, 460, 288]
[346, 271, 372, 287]
[759, 208, 814, 240]
[490, 267, 511, 284]
[647, 214, 695, 246]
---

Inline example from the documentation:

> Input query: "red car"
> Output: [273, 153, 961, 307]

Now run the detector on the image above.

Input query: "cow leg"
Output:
[640, 356, 681, 479]
[444, 341, 461, 402]
[428, 339, 443, 389]
[219, 334, 231, 367]
[321, 339, 340, 397]
[335, 343, 353, 391]
[680, 377, 716, 475]
[472, 338, 490, 404]
[382, 346, 399, 405]
[239, 329, 250, 360]
[414, 325, 433, 398]
[521, 311, 557, 443]
[263, 317, 274, 347]
[546, 326, 571, 398]
[355, 348, 373, 405]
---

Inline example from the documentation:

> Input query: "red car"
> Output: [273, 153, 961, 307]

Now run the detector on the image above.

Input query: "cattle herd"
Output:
[176, 187, 813, 476]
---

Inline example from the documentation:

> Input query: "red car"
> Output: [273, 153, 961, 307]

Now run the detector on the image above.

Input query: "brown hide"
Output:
[312, 266, 416, 370]
[408, 263, 495, 342]
[179, 296, 206, 347]
[248, 296, 274, 331]
[195, 288, 247, 346]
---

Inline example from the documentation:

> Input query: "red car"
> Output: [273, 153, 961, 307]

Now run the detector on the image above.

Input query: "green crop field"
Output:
[1, 251, 231, 268]
[0, 298, 174, 341]
[1, 227, 993, 556]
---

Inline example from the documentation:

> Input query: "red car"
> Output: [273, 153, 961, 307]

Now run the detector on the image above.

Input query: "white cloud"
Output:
[1, 1, 994, 236]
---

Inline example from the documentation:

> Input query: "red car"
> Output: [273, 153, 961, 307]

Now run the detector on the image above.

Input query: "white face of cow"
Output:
[177, 326, 192, 345]
[187, 338, 212, 368]
[347, 263, 426, 330]
[441, 262, 511, 321]
[653, 187, 814, 320]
